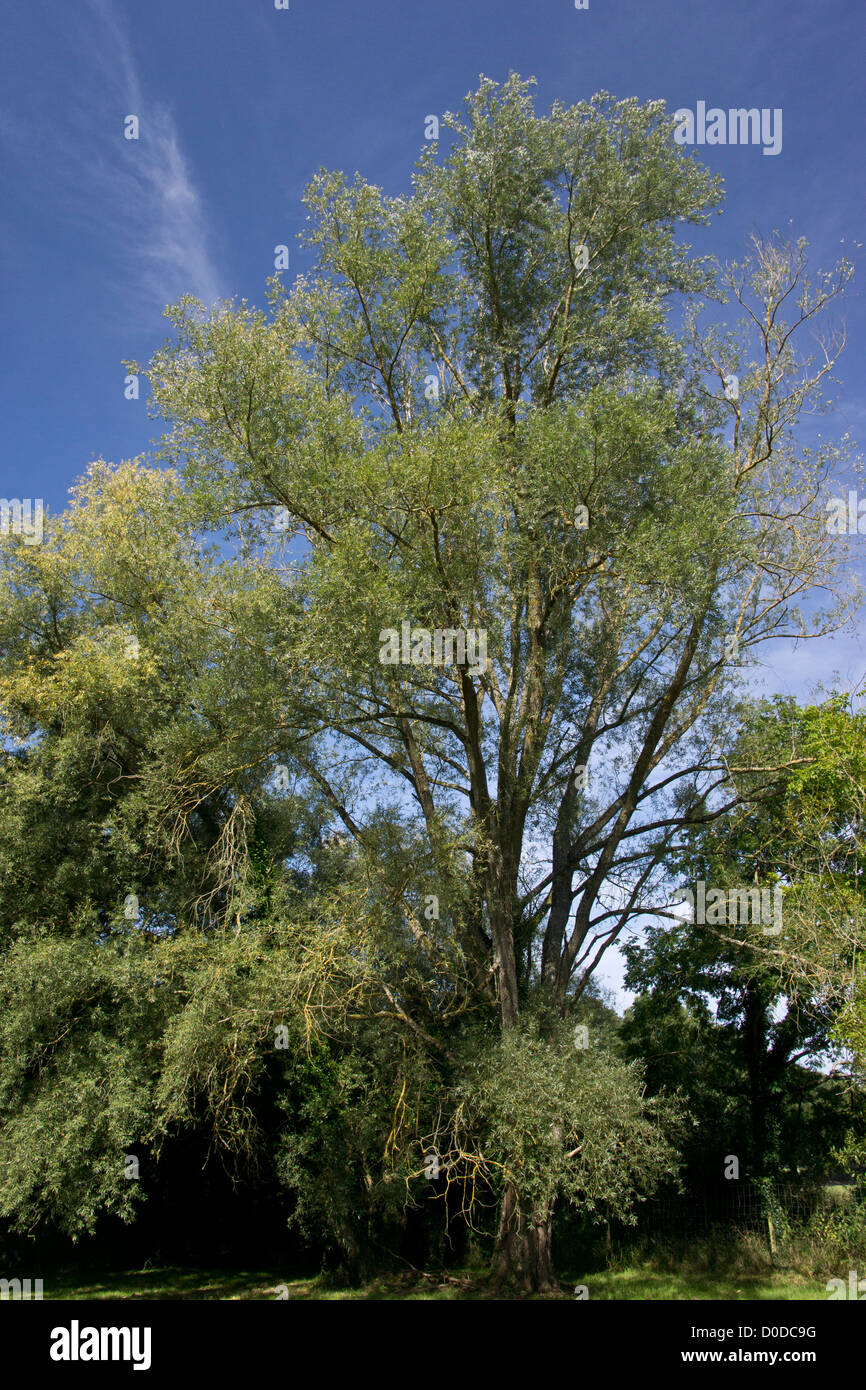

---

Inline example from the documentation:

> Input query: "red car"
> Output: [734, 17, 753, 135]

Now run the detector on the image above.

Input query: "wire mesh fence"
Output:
[626, 1181, 865, 1240]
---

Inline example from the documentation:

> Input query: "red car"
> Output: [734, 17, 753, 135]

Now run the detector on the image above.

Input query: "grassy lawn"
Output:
[35, 1265, 831, 1300]
[561, 1267, 828, 1300]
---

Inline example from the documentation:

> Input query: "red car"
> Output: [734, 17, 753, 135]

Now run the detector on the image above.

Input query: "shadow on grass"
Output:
[39, 1264, 829, 1301]
[45, 1267, 293, 1301]
[43, 1266, 549, 1301]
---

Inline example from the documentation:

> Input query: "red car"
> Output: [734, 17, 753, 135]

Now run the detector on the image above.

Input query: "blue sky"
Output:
[2, 0, 865, 1004]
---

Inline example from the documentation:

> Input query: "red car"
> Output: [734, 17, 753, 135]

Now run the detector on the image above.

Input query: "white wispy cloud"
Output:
[1, 0, 223, 321]
[83, 0, 223, 311]
[116, 104, 224, 312]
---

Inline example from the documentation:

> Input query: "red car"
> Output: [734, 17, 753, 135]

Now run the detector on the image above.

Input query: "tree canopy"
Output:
[1, 74, 861, 1291]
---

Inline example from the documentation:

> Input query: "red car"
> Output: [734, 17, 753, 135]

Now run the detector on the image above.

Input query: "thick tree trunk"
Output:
[490, 1182, 560, 1295]
[486, 849, 560, 1293]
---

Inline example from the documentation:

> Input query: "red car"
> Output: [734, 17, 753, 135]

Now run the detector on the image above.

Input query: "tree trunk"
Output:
[490, 1181, 560, 1295]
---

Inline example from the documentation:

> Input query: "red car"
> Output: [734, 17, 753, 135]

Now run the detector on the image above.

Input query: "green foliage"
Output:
[429, 1019, 683, 1226]
[0, 75, 861, 1286]
[0, 934, 162, 1235]
[800, 1195, 866, 1273]
[623, 694, 866, 1185]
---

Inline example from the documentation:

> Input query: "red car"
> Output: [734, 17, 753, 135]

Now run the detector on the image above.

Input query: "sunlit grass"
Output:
[560, 1267, 827, 1300]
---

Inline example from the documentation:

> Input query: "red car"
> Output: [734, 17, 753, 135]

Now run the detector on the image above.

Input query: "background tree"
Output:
[623, 695, 866, 1199]
[764, 695, 866, 1084]
[622, 920, 849, 1189]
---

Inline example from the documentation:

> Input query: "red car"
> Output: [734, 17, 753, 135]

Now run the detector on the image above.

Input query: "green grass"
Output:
[32, 1264, 831, 1300]
[560, 1267, 828, 1300]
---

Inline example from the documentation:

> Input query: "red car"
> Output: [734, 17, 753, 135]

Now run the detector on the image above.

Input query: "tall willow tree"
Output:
[134, 75, 857, 1290]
